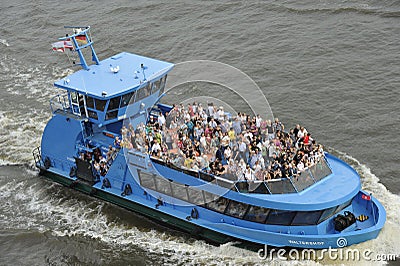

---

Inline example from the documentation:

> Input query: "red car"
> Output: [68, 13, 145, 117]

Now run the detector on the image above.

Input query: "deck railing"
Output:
[50, 93, 71, 114]
[150, 156, 332, 194]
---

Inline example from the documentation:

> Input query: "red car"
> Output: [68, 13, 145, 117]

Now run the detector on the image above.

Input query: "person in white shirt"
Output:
[157, 113, 166, 127]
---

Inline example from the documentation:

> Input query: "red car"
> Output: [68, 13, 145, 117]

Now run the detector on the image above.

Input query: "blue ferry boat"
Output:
[33, 27, 385, 249]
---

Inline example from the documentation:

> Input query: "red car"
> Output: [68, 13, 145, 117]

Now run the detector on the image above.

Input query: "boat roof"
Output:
[54, 52, 174, 99]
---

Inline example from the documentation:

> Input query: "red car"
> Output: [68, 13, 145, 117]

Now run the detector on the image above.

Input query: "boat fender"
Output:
[102, 178, 111, 189]
[121, 184, 132, 196]
[44, 157, 51, 169]
[191, 208, 199, 219]
[69, 166, 77, 177]
[155, 198, 163, 209]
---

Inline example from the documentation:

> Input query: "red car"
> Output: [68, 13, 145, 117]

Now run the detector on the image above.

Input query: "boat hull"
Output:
[37, 168, 385, 250]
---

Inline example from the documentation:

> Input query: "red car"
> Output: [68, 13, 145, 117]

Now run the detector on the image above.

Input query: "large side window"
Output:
[291, 210, 322, 225]
[187, 187, 205, 205]
[138, 170, 157, 191]
[154, 176, 173, 196]
[265, 209, 296, 225]
[171, 182, 189, 202]
[204, 191, 229, 213]
[225, 200, 249, 219]
[317, 206, 337, 224]
[244, 205, 270, 223]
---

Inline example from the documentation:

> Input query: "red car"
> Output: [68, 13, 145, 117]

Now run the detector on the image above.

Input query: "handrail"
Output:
[149, 154, 332, 194]
[50, 92, 71, 114]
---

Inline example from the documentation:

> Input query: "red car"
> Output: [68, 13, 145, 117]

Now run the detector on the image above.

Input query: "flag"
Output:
[361, 194, 371, 201]
[75, 35, 88, 45]
[52, 40, 73, 52]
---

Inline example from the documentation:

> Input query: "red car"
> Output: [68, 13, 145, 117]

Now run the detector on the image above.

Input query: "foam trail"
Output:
[328, 148, 400, 263]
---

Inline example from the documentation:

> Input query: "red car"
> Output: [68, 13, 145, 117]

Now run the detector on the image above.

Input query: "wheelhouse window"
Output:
[120, 91, 136, 107]
[95, 99, 107, 111]
[108, 96, 121, 110]
[159, 75, 167, 95]
[85, 96, 95, 109]
[106, 96, 121, 121]
[151, 79, 162, 95]
[136, 83, 151, 102]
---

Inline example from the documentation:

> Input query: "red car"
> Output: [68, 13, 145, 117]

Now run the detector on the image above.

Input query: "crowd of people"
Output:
[120, 102, 325, 182]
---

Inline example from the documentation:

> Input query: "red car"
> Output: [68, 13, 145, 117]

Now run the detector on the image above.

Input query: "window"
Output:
[317, 206, 337, 224]
[291, 210, 322, 225]
[154, 176, 173, 196]
[95, 99, 107, 111]
[88, 110, 98, 120]
[138, 170, 157, 191]
[86, 96, 95, 109]
[151, 79, 162, 95]
[171, 182, 189, 202]
[335, 198, 352, 213]
[120, 91, 135, 107]
[187, 187, 205, 205]
[204, 192, 229, 213]
[159, 75, 167, 95]
[310, 158, 332, 182]
[105, 110, 118, 120]
[108, 96, 121, 110]
[70, 91, 78, 103]
[265, 209, 296, 225]
[291, 170, 315, 192]
[225, 200, 249, 218]
[135, 85, 149, 102]
[244, 206, 270, 223]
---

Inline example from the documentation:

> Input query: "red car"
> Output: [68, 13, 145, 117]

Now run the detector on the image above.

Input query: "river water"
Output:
[0, 0, 399, 265]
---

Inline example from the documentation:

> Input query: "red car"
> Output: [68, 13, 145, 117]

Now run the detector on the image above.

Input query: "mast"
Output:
[58, 26, 100, 70]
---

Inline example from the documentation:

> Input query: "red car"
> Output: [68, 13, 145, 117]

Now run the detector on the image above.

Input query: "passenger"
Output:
[272, 118, 284, 134]
[214, 162, 226, 176]
[244, 165, 255, 181]
[237, 139, 247, 162]
[224, 146, 232, 163]
[151, 139, 161, 156]
[114, 136, 121, 148]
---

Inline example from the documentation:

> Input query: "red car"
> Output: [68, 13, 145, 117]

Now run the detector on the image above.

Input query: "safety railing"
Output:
[150, 156, 332, 194]
[50, 93, 71, 114]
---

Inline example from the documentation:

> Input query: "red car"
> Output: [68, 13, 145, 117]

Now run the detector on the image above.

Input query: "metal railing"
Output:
[32, 146, 43, 168]
[50, 93, 71, 114]
[150, 156, 332, 194]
